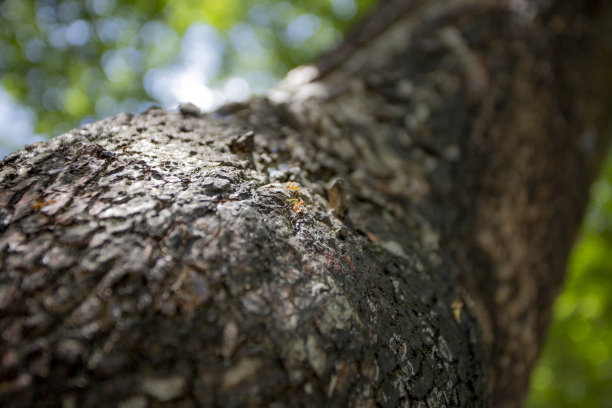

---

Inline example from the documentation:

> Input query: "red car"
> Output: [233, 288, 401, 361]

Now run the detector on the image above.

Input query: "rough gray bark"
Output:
[1, 1, 611, 407]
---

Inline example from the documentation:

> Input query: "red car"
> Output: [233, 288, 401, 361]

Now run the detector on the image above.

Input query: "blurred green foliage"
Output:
[527, 153, 612, 408]
[0, 0, 375, 153]
[1, 1, 611, 406]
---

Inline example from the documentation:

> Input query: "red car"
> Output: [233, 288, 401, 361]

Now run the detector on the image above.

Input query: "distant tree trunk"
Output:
[1, 1, 611, 407]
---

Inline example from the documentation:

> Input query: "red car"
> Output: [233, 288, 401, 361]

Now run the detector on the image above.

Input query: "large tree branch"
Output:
[1, 1, 611, 407]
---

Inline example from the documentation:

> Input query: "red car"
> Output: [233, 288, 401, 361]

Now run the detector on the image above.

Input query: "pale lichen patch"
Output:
[141, 375, 186, 402]
[306, 335, 327, 377]
[117, 396, 147, 408]
[221, 358, 264, 390]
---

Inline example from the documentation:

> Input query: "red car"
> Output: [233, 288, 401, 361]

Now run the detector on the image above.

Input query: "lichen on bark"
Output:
[0, 105, 485, 407]
[2, 0, 612, 407]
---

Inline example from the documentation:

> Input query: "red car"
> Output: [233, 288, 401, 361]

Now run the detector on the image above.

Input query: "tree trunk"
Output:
[1, 1, 611, 407]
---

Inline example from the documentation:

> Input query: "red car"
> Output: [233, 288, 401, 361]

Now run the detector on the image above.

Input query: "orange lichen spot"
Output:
[286, 181, 301, 194]
[450, 298, 464, 323]
[287, 198, 305, 213]
[367, 231, 378, 242]
[31, 197, 57, 210]
[285, 181, 306, 214]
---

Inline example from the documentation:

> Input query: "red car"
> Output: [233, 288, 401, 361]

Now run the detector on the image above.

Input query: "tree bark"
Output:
[1, 1, 611, 407]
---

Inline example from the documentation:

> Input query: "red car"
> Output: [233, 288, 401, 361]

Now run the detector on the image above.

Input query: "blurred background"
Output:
[1, 1, 610, 406]
[0, 0, 376, 156]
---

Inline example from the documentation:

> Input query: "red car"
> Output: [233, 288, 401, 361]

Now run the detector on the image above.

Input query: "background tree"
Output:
[1, 0, 612, 406]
